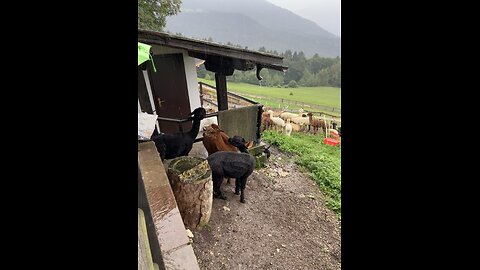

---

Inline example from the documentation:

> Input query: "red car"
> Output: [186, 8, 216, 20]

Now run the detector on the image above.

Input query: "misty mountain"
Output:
[164, 0, 341, 58]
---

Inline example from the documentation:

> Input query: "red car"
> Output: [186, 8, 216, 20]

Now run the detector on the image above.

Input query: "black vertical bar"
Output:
[215, 73, 228, 111]
[199, 82, 204, 107]
[256, 104, 263, 143]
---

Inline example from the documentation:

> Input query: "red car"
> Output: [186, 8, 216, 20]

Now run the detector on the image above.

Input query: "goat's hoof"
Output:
[240, 199, 246, 203]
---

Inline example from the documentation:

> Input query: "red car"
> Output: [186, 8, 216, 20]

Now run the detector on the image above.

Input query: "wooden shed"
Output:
[137, 29, 287, 270]
[137, 29, 287, 139]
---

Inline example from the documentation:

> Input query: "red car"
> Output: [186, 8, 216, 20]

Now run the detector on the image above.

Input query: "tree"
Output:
[327, 60, 341, 87]
[299, 68, 315, 87]
[307, 54, 323, 74]
[287, 80, 298, 88]
[283, 50, 293, 60]
[316, 69, 329, 86]
[138, 0, 182, 32]
[283, 61, 304, 84]
[195, 43, 341, 88]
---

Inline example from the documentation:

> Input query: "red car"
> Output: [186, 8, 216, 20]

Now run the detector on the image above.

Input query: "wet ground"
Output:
[188, 144, 341, 270]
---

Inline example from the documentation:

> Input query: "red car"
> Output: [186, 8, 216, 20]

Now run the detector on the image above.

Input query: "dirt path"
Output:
[191, 146, 341, 270]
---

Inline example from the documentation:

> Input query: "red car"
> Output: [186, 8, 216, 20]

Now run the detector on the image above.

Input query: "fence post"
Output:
[199, 82, 203, 106]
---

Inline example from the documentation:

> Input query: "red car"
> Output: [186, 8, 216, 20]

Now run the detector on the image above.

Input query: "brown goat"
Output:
[202, 123, 253, 184]
[202, 124, 239, 155]
[202, 124, 254, 153]
[307, 112, 327, 135]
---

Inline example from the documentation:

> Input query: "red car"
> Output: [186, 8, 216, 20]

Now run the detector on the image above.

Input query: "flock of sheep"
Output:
[261, 107, 341, 139]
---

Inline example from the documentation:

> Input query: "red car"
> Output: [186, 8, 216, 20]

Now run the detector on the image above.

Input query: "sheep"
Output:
[268, 110, 285, 132]
[207, 151, 255, 203]
[261, 113, 274, 132]
[307, 112, 327, 135]
[280, 112, 300, 121]
[267, 109, 282, 117]
[261, 107, 270, 118]
[147, 107, 206, 160]
[294, 122, 306, 132]
[290, 114, 310, 129]
[285, 118, 293, 136]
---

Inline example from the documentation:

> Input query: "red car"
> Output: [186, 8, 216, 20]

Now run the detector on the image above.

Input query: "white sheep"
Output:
[268, 110, 285, 132]
[285, 119, 293, 136]
[290, 115, 310, 126]
[280, 112, 299, 121]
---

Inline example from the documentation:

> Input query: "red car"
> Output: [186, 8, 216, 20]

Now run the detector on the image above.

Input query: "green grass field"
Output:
[198, 78, 341, 109]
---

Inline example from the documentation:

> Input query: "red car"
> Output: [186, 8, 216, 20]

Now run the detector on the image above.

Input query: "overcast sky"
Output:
[265, 0, 341, 37]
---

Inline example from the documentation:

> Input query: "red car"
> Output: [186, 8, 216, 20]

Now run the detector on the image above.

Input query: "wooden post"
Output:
[167, 156, 213, 230]
[215, 73, 229, 111]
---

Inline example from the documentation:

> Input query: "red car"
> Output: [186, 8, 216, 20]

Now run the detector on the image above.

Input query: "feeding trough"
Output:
[324, 137, 340, 146]
[247, 142, 271, 168]
[323, 115, 340, 146]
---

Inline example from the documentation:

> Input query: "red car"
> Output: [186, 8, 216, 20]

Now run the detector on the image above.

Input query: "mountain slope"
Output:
[165, 0, 340, 57]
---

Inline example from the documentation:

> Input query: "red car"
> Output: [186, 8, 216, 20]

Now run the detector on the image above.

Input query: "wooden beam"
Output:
[138, 208, 155, 270]
[215, 73, 228, 111]
[138, 167, 164, 268]
[138, 30, 288, 72]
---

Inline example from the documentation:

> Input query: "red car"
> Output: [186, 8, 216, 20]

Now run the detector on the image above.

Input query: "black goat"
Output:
[207, 151, 255, 203]
[208, 136, 271, 203]
[229, 136, 271, 159]
[227, 136, 249, 153]
[144, 107, 206, 160]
